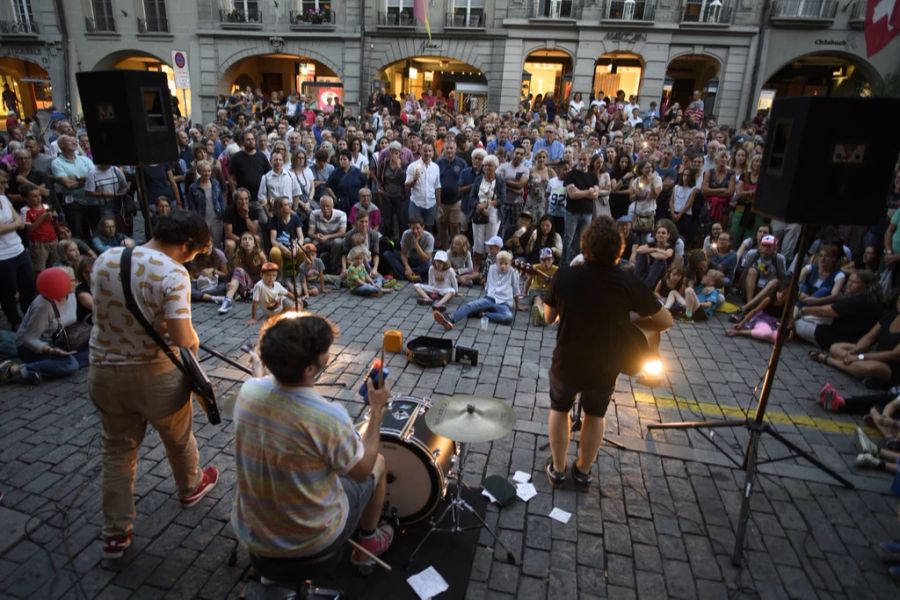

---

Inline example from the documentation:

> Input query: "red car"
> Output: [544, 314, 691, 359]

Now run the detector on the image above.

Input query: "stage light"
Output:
[640, 358, 664, 386]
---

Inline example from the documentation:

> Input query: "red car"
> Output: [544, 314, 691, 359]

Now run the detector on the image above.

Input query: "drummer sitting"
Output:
[231, 313, 394, 578]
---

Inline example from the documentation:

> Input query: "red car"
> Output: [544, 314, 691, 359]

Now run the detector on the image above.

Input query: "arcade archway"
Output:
[0, 58, 51, 123]
[94, 51, 191, 117]
[761, 52, 878, 107]
[592, 52, 644, 101]
[522, 49, 573, 103]
[378, 56, 487, 110]
[663, 54, 721, 116]
[222, 54, 341, 110]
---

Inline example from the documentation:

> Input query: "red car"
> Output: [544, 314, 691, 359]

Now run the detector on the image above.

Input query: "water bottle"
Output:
[480, 316, 489, 330]
[358, 359, 389, 405]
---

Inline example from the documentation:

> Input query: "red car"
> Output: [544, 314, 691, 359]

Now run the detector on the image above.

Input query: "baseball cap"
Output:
[302, 242, 317, 253]
[486, 236, 503, 248]
[539, 247, 553, 259]
[433, 250, 449, 263]
[389, 141, 402, 151]
[761, 235, 777, 246]
[261, 262, 279, 272]
[617, 215, 632, 224]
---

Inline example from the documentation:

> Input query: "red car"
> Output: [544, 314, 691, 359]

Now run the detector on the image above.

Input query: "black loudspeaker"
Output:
[76, 70, 177, 165]
[754, 97, 900, 225]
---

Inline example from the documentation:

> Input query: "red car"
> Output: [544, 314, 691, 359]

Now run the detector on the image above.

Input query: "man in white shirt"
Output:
[404, 143, 441, 230]
[308, 194, 348, 274]
[258, 151, 301, 212]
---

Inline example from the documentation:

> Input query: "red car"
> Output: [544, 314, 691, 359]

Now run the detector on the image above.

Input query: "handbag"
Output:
[119, 247, 222, 425]
[633, 211, 655, 234]
[50, 302, 92, 352]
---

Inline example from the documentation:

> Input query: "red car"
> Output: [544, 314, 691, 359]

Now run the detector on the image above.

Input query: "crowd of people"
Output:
[1, 82, 899, 577]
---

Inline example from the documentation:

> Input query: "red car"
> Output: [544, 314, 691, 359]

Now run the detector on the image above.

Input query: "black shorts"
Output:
[549, 369, 617, 417]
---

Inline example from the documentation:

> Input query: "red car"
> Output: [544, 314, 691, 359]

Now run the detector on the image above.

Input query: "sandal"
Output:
[808, 351, 829, 364]
[729, 311, 744, 324]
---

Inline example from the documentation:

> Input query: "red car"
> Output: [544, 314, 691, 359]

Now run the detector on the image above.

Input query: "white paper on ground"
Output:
[549, 507, 572, 524]
[512, 470, 531, 483]
[407, 566, 449, 600]
[481, 488, 498, 504]
[516, 482, 537, 502]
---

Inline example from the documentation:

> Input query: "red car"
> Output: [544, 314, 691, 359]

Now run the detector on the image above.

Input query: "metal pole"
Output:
[134, 165, 154, 239]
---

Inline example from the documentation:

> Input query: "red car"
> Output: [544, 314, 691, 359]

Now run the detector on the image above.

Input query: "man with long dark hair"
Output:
[543, 217, 673, 489]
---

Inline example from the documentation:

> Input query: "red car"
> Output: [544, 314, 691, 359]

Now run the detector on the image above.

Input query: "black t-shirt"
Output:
[813, 296, 881, 349]
[224, 204, 261, 237]
[269, 213, 303, 246]
[229, 151, 271, 195]
[562, 169, 598, 215]
[544, 263, 660, 388]
[437, 157, 466, 204]
[75, 282, 92, 323]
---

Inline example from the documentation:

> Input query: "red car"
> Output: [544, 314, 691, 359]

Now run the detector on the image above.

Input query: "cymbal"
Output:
[425, 395, 515, 443]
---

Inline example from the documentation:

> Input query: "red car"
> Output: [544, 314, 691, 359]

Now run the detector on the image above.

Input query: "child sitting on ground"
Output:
[684, 269, 725, 321]
[655, 265, 687, 315]
[299, 242, 327, 296]
[414, 250, 458, 311]
[449, 234, 478, 286]
[523, 247, 558, 326]
[346, 246, 386, 297]
[433, 251, 522, 329]
[248, 262, 295, 325]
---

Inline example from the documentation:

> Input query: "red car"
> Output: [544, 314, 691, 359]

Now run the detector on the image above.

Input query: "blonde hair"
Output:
[450, 234, 470, 255]
[496, 250, 512, 264]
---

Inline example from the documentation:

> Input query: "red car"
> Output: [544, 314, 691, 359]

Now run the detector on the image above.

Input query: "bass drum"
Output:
[356, 396, 456, 525]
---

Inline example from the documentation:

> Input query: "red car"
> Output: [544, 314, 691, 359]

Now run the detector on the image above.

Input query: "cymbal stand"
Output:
[406, 442, 517, 569]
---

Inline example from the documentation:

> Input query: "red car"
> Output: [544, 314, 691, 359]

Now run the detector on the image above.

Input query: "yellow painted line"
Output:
[632, 392, 862, 435]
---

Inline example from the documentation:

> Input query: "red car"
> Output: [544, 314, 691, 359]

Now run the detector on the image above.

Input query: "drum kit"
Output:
[355, 394, 519, 567]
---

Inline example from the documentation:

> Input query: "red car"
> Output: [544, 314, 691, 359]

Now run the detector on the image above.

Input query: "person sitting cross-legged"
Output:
[232, 314, 394, 579]
[433, 250, 522, 329]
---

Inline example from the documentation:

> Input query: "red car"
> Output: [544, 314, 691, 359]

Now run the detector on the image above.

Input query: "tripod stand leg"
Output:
[732, 428, 760, 566]
[456, 499, 517, 565]
[406, 500, 455, 568]
[761, 425, 854, 489]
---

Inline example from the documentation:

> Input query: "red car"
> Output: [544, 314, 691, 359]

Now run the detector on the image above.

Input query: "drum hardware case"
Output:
[454, 346, 478, 366]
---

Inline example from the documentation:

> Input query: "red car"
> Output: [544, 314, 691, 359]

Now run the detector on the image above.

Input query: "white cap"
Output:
[433, 250, 448, 263]
[486, 236, 503, 248]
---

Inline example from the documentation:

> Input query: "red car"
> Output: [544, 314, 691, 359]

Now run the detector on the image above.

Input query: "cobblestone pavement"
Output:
[2, 287, 900, 599]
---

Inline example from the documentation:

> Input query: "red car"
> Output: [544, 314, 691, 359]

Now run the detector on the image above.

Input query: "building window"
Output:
[450, 0, 484, 27]
[140, 0, 168, 32]
[682, 0, 727, 23]
[89, 0, 116, 31]
[384, 0, 414, 25]
[222, 0, 260, 22]
[11, 0, 36, 30]
[533, 0, 574, 19]
[294, 0, 332, 23]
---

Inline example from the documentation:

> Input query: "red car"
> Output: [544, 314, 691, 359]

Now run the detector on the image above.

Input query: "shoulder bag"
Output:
[51, 301, 92, 352]
[119, 247, 221, 425]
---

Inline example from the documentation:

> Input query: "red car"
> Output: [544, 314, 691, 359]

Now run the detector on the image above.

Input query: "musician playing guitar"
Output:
[543, 216, 673, 489]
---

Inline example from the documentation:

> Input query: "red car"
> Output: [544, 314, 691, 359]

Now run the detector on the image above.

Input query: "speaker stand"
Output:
[134, 165, 154, 240]
[646, 223, 853, 567]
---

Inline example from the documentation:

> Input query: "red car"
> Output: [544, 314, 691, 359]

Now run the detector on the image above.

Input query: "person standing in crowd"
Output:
[230, 131, 271, 225]
[543, 217, 673, 489]
[563, 150, 599, 263]
[51, 134, 95, 241]
[405, 142, 441, 231]
[498, 145, 530, 229]
[258, 150, 301, 218]
[89, 211, 219, 559]
[0, 170, 36, 329]
[377, 141, 410, 239]
[436, 140, 466, 248]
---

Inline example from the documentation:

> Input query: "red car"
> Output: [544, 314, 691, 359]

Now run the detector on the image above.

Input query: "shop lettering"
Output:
[2, 46, 44, 56]
[604, 31, 646, 43]
[814, 39, 847, 46]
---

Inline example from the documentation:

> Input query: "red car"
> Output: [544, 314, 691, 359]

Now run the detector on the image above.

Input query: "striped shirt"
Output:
[231, 377, 364, 557]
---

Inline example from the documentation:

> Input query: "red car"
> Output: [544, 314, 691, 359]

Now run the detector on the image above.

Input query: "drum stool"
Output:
[234, 546, 344, 600]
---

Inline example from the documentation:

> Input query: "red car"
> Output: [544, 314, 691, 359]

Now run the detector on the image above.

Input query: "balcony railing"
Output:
[601, 0, 656, 21]
[0, 19, 39, 34]
[85, 15, 117, 32]
[770, 0, 837, 21]
[137, 16, 169, 33]
[681, 0, 734, 25]
[377, 8, 414, 27]
[848, 0, 865, 28]
[530, 0, 578, 19]
[219, 7, 262, 25]
[445, 8, 484, 28]
[289, 9, 335, 26]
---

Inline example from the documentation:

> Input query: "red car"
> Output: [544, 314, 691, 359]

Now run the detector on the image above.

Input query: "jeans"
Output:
[383, 251, 431, 280]
[408, 203, 436, 227]
[18, 346, 88, 379]
[450, 296, 514, 325]
[64, 202, 102, 243]
[563, 211, 593, 263]
[351, 283, 381, 296]
[0, 250, 36, 327]
[381, 195, 408, 239]
[634, 253, 668, 289]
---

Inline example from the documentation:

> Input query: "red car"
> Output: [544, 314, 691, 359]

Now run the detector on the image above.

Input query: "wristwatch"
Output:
[857, 353, 865, 361]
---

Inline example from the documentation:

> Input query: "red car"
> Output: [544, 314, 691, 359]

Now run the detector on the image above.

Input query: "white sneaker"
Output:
[855, 453, 881, 469]
[209, 295, 226, 305]
[218, 298, 233, 314]
[856, 427, 880, 456]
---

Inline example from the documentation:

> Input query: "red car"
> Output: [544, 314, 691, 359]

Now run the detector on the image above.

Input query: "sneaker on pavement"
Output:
[19, 368, 41, 385]
[102, 533, 132, 559]
[855, 453, 881, 469]
[351, 524, 394, 571]
[821, 386, 844, 412]
[433, 310, 453, 330]
[530, 304, 545, 326]
[570, 461, 593, 489]
[0, 359, 17, 383]
[181, 466, 219, 508]
[217, 298, 233, 314]
[818, 383, 834, 407]
[545, 457, 566, 488]
[209, 295, 226, 305]
[856, 427, 880, 456]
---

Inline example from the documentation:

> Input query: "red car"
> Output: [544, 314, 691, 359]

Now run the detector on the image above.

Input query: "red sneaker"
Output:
[433, 310, 453, 330]
[102, 532, 132, 559]
[181, 466, 219, 508]
[351, 524, 394, 572]
[824, 389, 845, 412]
[818, 383, 834, 407]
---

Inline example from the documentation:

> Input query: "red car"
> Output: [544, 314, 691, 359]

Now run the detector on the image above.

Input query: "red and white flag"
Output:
[413, 0, 431, 41]
[865, 0, 900, 57]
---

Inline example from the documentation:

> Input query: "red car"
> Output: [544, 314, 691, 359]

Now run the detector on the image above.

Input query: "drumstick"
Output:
[378, 342, 385, 388]
[347, 539, 392, 572]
